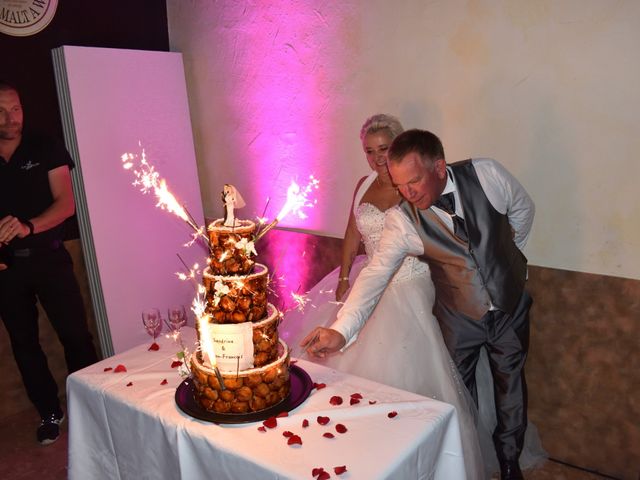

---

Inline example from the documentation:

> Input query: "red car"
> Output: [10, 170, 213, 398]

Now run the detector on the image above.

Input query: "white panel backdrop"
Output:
[53, 46, 205, 354]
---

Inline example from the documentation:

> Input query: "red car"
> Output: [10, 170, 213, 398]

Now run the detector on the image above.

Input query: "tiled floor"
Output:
[0, 407, 618, 480]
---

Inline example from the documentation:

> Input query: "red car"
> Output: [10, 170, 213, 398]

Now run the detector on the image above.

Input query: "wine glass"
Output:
[167, 305, 187, 332]
[142, 308, 163, 342]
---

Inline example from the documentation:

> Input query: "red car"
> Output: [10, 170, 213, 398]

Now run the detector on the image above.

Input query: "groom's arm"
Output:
[302, 206, 423, 357]
[473, 158, 535, 251]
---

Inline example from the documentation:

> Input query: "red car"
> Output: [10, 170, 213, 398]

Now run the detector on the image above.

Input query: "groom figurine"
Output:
[302, 129, 535, 480]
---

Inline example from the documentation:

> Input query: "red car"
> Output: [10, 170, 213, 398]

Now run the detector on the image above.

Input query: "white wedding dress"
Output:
[281, 171, 493, 479]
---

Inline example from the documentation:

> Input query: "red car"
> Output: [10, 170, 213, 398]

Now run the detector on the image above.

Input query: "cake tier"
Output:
[203, 263, 268, 324]
[191, 340, 291, 414]
[251, 303, 280, 366]
[208, 218, 256, 275]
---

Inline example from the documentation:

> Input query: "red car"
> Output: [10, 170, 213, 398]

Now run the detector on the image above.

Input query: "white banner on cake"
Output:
[209, 323, 254, 371]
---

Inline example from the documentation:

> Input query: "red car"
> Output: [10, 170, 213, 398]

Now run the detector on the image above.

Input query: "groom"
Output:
[302, 129, 535, 480]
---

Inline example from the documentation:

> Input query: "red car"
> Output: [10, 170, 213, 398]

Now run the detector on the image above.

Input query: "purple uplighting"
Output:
[209, 3, 356, 290]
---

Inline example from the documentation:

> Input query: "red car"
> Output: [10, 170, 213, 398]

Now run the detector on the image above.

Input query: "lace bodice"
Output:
[355, 202, 430, 284]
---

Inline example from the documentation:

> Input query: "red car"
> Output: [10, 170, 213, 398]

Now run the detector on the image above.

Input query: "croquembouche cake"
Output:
[190, 185, 290, 414]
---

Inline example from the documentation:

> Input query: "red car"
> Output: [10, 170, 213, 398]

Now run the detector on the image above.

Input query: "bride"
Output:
[281, 114, 492, 478]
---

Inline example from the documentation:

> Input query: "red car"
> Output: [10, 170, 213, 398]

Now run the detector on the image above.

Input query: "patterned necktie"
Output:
[432, 192, 468, 242]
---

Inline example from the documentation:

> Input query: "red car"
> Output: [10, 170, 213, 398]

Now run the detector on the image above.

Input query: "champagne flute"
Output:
[167, 305, 187, 332]
[142, 308, 163, 342]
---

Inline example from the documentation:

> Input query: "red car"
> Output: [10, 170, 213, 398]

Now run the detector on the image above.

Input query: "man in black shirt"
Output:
[0, 81, 98, 445]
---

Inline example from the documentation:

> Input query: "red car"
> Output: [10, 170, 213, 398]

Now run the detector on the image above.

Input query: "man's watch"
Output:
[22, 219, 35, 236]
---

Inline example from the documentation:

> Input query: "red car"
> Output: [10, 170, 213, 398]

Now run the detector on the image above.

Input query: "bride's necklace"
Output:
[376, 175, 399, 195]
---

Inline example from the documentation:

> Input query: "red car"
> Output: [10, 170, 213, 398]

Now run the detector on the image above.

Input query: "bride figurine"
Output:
[222, 184, 245, 227]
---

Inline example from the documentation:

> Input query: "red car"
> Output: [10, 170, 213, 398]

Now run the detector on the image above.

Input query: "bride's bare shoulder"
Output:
[352, 175, 369, 196]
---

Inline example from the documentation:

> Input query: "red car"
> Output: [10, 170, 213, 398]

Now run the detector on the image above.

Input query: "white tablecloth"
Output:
[67, 328, 466, 479]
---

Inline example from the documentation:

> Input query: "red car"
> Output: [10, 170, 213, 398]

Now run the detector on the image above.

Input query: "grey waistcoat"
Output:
[400, 159, 527, 320]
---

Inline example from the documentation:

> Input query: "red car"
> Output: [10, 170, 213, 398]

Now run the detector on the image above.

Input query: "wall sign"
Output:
[0, 0, 58, 37]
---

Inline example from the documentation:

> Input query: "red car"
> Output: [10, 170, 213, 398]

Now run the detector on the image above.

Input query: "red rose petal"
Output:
[257, 426, 266, 432]
[126, 382, 133, 387]
[313, 382, 327, 390]
[302, 419, 309, 428]
[350, 392, 363, 399]
[388, 411, 398, 418]
[369, 400, 377, 405]
[329, 395, 343, 406]
[350, 397, 360, 405]
[263, 417, 278, 429]
[103, 367, 113, 372]
[287, 434, 302, 446]
[334, 465, 348, 475]
[170, 360, 183, 368]
[160, 379, 168, 385]
[317, 416, 330, 425]
[148, 342, 160, 351]
[276, 411, 289, 418]
[113, 364, 127, 373]
[322, 432, 335, 438]
[318, 472, 330, 480]
[282, 430, 294, 438]
[312, 467, 324, 477]
[335, 423, 347, 434]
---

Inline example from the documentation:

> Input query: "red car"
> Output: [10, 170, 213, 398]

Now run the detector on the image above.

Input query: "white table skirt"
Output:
[67, 328, 467, 479]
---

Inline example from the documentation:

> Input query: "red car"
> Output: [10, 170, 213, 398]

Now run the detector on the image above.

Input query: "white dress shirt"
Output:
[331, 158, 535, 348]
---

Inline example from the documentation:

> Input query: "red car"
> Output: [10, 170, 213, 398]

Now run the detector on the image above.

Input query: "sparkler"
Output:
[121, 149, 210, 249]
[163, 318, 191, 376]
[290, 291, 311, 312]
[192, 287, 226, 389]
[175, 253, 202, 291]
[258, 196, 270, 225]
[254, 175, 319, 241]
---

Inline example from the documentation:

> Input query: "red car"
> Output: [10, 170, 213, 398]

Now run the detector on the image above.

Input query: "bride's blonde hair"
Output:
[359, 114, 404, 142]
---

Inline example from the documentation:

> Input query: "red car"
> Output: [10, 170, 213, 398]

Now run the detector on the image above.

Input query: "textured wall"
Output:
[259, 230, 639, 479]
[168, 0, 640, 280]
[167, 1, 363, 237]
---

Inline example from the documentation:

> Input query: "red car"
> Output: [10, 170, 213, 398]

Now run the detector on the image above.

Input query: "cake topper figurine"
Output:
[222, 184, 245, 227]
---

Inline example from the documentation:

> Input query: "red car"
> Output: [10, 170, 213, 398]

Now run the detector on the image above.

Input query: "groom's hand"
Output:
[301, 327, 346, 358]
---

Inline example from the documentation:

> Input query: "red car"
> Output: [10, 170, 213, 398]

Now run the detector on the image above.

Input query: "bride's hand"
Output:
[335, 279, 349, 301]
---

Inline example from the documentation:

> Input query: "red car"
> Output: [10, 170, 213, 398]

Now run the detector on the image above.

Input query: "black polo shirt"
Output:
[0, 130, 74, 249]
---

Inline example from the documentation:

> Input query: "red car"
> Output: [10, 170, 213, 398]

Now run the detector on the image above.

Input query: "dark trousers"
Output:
[435, 291, 532, 464]
[0, 246, 98, 418]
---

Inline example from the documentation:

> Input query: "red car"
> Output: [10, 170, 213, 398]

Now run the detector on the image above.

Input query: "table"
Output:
[67, 328, 467, 479]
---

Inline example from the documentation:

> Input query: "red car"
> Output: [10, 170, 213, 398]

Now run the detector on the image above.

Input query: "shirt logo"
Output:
[21, 161, 40, 171]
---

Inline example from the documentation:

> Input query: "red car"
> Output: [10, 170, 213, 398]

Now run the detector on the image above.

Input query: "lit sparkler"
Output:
[191, 287, 226, 389]
[254, 175, 319, 241]
[175, 254, 201, 289]
[122, 149, 210, 249]
[290, 291, 311, 312]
